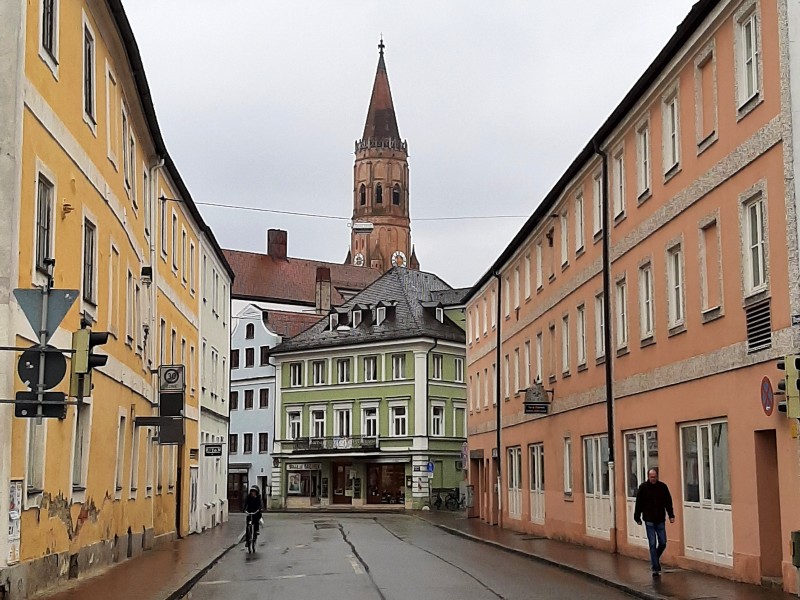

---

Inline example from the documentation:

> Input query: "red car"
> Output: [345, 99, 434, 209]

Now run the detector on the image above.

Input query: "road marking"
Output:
[347, 554, 365, 575]
[197, 580, 232, 585]
[275, 574, 308, 579]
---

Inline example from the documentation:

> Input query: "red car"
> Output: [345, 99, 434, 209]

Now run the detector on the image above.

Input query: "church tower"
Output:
[349, 39, 419, 272]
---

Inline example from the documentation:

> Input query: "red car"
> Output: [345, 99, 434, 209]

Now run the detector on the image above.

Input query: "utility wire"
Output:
[192, 200, 527, 222]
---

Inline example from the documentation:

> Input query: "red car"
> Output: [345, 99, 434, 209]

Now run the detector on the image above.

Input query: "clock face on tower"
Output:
[391, 250, 407, 267]
[354, 253, 365, 267]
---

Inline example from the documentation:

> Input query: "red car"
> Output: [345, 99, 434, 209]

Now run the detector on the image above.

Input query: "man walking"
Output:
[634, 468, 675, 576]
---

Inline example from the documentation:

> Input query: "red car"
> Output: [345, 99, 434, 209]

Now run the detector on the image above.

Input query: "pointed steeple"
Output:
[362, 37, 401, 145]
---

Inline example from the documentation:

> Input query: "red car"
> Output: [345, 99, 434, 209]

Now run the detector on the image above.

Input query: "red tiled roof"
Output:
[265, 310, 323, 339]
[223, 249, 381, 306]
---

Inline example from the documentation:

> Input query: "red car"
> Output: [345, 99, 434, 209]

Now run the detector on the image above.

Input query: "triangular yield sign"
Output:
[13, 289, 79, 343]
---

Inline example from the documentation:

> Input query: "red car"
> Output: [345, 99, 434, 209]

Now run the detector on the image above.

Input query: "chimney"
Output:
[267, 229, 287, 260]
[315, 267, 332, 314]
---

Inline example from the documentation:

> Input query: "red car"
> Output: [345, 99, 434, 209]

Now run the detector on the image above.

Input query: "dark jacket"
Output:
[244, 492, 262, 514]
[634, 480, 674, 524]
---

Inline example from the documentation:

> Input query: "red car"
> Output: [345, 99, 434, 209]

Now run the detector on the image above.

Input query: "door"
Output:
[529, 444, 545, 524]
[624, 429, 658, 547]
[507, 447, 522, 519]
[681, 421, 733, 566]
[367, 465, 381, 504]
[189, 467, 199, 533]
[584, 435, 611, 539]
[755, 430, 782, 579]
[227, 473, 248, 512]
[332, 462, 352, 505]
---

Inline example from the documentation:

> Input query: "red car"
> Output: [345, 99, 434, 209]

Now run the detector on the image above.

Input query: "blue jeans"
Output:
[644, 521, 667, 572]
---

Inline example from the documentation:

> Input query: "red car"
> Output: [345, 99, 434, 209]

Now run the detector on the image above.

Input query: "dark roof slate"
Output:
[271, 267, 466, 354]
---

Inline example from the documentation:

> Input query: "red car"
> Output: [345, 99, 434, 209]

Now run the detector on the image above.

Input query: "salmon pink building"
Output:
[465, 0, 800, 591]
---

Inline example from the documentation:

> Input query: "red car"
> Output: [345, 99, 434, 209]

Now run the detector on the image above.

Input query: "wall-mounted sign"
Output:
[158, 365, 185, 392]
[286, 462, 322, 471]
[524, 402, 549, 415]
[205, 444, 223, 457]
[8, 479, 22, 565]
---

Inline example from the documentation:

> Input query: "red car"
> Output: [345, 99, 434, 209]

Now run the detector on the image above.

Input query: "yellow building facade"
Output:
[0, 1, 232, 597]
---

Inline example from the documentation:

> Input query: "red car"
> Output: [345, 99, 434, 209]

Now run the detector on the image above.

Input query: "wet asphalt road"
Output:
[184, 514, 634, 600]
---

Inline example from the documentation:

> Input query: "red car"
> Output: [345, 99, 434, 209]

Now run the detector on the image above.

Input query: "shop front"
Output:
[285, 462, 323, 509]
[366, 463, 406, 505]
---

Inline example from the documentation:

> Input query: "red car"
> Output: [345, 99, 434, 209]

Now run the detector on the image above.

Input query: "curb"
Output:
[418, 517, 667, 600]
[164, 534, 244, 600]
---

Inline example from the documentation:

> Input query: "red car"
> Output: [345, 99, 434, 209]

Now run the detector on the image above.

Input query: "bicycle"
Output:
[444, 488, 465, 511]
[244, 511, 260, 553]
[432, 489, 444, 510]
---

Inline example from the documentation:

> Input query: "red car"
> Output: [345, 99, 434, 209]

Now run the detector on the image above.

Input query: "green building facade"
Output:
[269, 268, 467, 510]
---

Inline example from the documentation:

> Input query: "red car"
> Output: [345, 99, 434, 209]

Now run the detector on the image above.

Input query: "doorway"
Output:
[227, 472, 248, 512]
[755, 430, 782, 579]
[332, 462, 353, 505]
[189, 467, 199, 533]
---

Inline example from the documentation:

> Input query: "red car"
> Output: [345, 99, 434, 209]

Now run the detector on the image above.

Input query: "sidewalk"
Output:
[36, 515, 243, 600]
[415, 510, 796, 600]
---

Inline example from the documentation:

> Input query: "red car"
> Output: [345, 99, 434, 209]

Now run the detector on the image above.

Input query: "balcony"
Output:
[284, 436, 380, 454]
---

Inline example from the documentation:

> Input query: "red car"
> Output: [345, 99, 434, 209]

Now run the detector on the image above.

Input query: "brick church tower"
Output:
[348, 39, 419, 272]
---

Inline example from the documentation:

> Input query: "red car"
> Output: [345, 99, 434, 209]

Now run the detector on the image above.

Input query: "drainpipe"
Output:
[493, 271, 503, 528]
[593, 139, 617, 553]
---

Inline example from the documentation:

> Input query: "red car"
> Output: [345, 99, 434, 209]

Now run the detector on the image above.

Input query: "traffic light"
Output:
[777, 354, 800, 418]
[69, 329, 109, 398]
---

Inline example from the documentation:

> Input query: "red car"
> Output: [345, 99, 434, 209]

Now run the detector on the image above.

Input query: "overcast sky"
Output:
[125, 1, 698, 289]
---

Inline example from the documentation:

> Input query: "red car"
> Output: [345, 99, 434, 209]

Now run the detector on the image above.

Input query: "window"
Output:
[561, 316, 570, 373]
[436, 307, 444, 323]
[363, 407, 378, 437]
[244, 389, 254, 410]
[245, 348, 254, 368]
[115, 415, 126, 492]
[744, 194, 767, 293]
[700, 219, 722, 311]
[575, 194, 585, 252]
[504, 277, 510, 317]
[337, 359, 351, 384]
[259, 433, 269, 453]
[491, 288, 497, 327]
[259, 388, 269, 409]
[483, 368, 489, 408]
[171, 212, 178, 270]
[548, 325, 556, 380]
[637, 123, 651, 197]
[432, 353, 443, 380]
[83, 22, 95, 124]
[535, 333, 543, 383]
[593, 172, 603, 235]
[392, 354, 405, 380]
[616, 279, 628, 348]
[160, 197, 168, 256]
[352, 310, 362, 327]
[129, 427, 140, 494]
[364, 356, 377, 382]
[738, 9, 760, 106]
[108, 245, 120, 334]
[563, 437, 573, 494]
[82, 219, 96, 303]
[359, 184, 366, 205]
[535, 243, 543, 289]
[288, 411, 301, 440]
[696, 46, 717, 147]
[681, 421, 730, 505]
[189, 242, 195, 292]
[312, 360, 325, 385]
[231, 349, 239, 369]
[577, 305, 587, 366]
[503, 354, 510, 399]
[584, 435, 610, 497]
[663, 92, 680, 172]
[392, 184, 401, 205]
[246, 323, 254, 339]
[560, 214, 569, 265]
[391, 405, 407, 436]
[431, 405, 444, 436]
[228, 434, 238, 454]
[143, 169, 150, 236]
[126, 272, 134, 345]
[260, 346, 269, 366]
[41, 0, 58, 63]
[376, 306, 386, 325]
[524, 254, 531, 298]
[128, 135, 136, 205]
[375, 183, 383, 203]
[524, 341, 531, 388]
[639, 264, 654, 338]
[289, 363, 303, 387]
[529, 443, 545, 522]
[312, 410, 325, 438]
[613, 150, 625, 217]
[514, 347, 520, 395]
[595, 293, 605, 358]
[454, 357, 464, 383]
[72, 401, 90, 488]
[667, 246, 684, 326]
[334, 408, 352, 437]
[624, 429, 658, 499]
[507, 446, 522, 519]
[514, 266, 520, 308]
[243, 433, 253, 454]
[36, 174, 54, 271]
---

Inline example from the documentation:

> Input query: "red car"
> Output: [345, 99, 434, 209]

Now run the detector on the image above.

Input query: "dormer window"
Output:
[375, 184, 383, 204]
[392, 184, 401, 205]
[376, 306, 386, 325]
[436, 307, 444, 323]
[352, 309, 362, 328]
[329, 314, 338, 330]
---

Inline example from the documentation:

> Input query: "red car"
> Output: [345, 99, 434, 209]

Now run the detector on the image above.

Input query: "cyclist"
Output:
[243, 486, 263, 549]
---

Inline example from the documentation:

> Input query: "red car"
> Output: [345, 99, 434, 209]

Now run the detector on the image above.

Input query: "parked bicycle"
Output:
[244, 510, 260, 553]
[443, 488, 465, 511]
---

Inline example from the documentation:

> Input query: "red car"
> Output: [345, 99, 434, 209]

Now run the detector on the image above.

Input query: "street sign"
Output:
[13, 289, 78, 344]
[204, 444, 223, 457]
[761, 376, 775, 416]
[14, 391, 66, 419]
[158, 417, 184, 444]
[426, 461, 434, 473]
[159, 392, 184, 417]
[524, 402, 549, 415]
[17, 345, 66, 390]
[158, 365, 185, 392]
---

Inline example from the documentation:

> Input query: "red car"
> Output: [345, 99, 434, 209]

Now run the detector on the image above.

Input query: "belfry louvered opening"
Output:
[745, 299, 771, 353]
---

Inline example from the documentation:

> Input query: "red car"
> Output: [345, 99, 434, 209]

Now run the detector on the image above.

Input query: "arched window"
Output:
[246, 323, 255, 339]
[359, 184, 366, 206]
[392, 184, 401, 205]
[375, 184, 383, 204]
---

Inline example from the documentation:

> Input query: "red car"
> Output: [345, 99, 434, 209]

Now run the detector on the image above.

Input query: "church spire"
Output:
[361, 37, 402, 145]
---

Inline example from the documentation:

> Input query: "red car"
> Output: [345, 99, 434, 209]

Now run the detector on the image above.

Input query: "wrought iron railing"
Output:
[285, 436, 380, 452]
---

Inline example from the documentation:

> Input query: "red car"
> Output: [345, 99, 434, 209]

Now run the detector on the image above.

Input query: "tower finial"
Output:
[378, 35, 385, 57]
